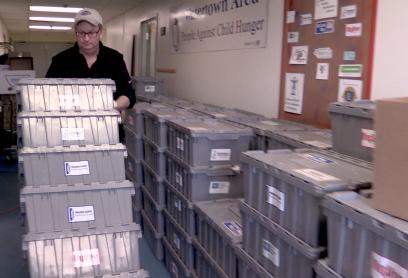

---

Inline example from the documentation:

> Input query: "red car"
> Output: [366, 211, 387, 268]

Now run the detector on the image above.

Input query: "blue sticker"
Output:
[303, 153, 335, 164]
[315, 20, 335, 34]
[343, 51, 356, 61]
[223, 221, 242, 237]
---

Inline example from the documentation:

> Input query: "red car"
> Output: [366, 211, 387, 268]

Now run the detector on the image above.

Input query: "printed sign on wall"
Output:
[284, 73, 305, 114]
[170, 0, 268, 53]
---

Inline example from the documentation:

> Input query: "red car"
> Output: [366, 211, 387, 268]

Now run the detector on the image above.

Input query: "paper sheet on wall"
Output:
[338, 79, 363, 102]
[316, 63, 329, 80]
[289, 46, 309, 64]
[284, 73, 304, 114]
[315, 0, 338, 20]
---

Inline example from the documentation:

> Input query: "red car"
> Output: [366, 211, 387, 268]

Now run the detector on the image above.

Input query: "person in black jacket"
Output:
[46, 8, 135, 110]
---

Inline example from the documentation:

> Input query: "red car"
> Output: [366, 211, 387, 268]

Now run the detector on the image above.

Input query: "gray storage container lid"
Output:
[127, 102, 170, 114]
[17, 78, 115, 86]
[323, 191, 408, 249]
[168, 118, 253, 138]
[18, 110, 120, 119]
[194, 199, 242, 244]
[19, 143, 127, 155]
[239, 118, 313, 136]
[271, 129, 333, 149]
[241, 149, 372, 196]
[102, 270, 149, 278]
[144, 106, 201, 122]
[328, 100, 375, 119]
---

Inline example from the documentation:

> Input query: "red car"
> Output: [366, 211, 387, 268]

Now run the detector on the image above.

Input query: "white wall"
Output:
[106, 0, 284, 118]
[371, 0, 408, 100]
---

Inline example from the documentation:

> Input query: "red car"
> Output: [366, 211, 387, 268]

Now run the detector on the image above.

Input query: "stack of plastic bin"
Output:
[139, 106, 202, 261]
[318, 191, 408, 278]
[133, 76, 163, 95]
[17, 78, 147, 278]
[238, 149, 373, 277]
[329, 100, 375, 161]
[193, 199, 242, 278]
[163, 117, 253, 277]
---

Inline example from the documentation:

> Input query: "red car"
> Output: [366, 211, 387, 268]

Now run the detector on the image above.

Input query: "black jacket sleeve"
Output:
[113, 55, 136, 109]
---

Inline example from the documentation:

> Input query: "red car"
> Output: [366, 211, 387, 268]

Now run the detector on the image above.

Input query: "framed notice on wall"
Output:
[278, 0, 377, 128]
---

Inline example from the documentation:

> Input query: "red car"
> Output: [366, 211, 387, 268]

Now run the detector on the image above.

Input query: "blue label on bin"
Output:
[223, 221, 242, 237]
[303, 153, 335, 164]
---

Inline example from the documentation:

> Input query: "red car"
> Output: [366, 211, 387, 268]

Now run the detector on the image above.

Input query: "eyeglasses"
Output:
[76, 30, 100, 38]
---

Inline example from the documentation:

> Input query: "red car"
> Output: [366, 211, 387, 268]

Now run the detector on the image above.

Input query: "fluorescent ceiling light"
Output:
[29, 6, 82, 13]
[29, 16, 75, 23]
[29, 25, 72, 30]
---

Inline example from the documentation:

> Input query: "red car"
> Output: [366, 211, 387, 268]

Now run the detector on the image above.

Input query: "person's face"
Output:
[75, 21, 102, 52]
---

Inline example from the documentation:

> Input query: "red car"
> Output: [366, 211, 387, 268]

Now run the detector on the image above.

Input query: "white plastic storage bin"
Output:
[141, 210, 164, 261]
[18, 111, 120, 147]
[194, 199, 242, 278]
[23, 224, 142, 278]
[165, 152, 243, 202]
[241, 149, 373, 247]
[323, 191, 408, 278]
[124, 126, 144, 161]
[241, 201, 322, 278]
[329, 100, 375, 161]
[19, 144, 127, 187]
[20, 180, 134, 233]
[163, 238, 193, 278]
[16, 78, 115, 112]
[266, 129, 332, 150]
[167, 118, 253, 167]
[234, 245, 274, 278]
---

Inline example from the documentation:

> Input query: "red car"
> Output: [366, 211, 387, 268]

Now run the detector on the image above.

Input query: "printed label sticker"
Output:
[315, 20, 335, 34]
[209, 181, 230, 194]
[372, 252, 408, 278]
[302, 153, 335, 164]
[61, 128, 85, 141]
[175, 172, 183, 186]
[173, 234, 181, 250]
[266, 185, 285, 211]
[73, 249, 100, 268]
[176, 137, 184, 151]
[361, 129, 375, 148]
[294, 169, 340, 182]
[210, 149, 231, 161]
[145, 85, 156, 93]
[68, 206, 95, 223]
[223, 221, 242, 237]
[64, 161, 90, 176]
[59, 95, 80, 109]
[174, 199, 182, 212]
[262, 239, 280, 267]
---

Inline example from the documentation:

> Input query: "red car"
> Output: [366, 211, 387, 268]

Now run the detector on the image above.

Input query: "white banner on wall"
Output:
[170, 0, 269, 53]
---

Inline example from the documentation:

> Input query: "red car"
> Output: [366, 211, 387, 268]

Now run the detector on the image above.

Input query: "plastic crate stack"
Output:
[237, 149, 373, 278]
[17, 78, 147, 278]
[163, 117, 253, 278]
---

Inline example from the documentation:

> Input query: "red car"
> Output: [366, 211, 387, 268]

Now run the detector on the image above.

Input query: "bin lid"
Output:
[328, 100, 375, 119]
[271, 129, 332, 149]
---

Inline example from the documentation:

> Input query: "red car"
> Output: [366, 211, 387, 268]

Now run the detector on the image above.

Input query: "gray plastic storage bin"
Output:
[141, 210, 164, 261]
[165, 184, 195, 236]
[193, 240, 228, 278]
[194, 199, 242, 278]
[20, 180, 134, 233]
[323, 191, 408, 278]
[234, 245, 274, 278]
[165, 152, 243, 202]
[142, 185, 165, 234]
[102, 269, 149, 278]
[167, 118, 253, 167]
[124, 102, 170, 135]
[125, 154, 143, 185]
[134, 76, 163, 95]
[132, 185, 142, 224]
[241, 149, 373, 247]
[17, 78, 115, 112]
[23, 224, 142, 278]
[163, 238, 192, 278]
[18, 111, 120, 147]
[19, 144, 127, 187]
[241, 201, 322, 278]
[124, 126, 144, 160]
[314, 260, 342, 278]
[142, 161, 165, 206]
[329, 100, 375, 161]
[143, 137, 166, 177]
[164, 210, 194, 269]
[266, 129, 332, 150]
[143, 107, 201, 148]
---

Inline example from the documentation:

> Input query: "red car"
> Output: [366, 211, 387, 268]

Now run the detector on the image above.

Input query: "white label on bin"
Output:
[266, 185, 285, 211]
[302, 153, 335, 164]
[174, 199, 182, 211]
[261, 120, 280, 126]
[64, 161, 90, 176]
[303, 141, 331, 149]
[262, 239, 280, 267]
[145, 85, 156, 92]
[176, 137, 184, 151]
[73, 249, 100, 268]
[210, 149, 231, 161]
[294, 169, 339, 182]
[171, 262, 179, 278]
[372, 252, 408, 278]
[209, 181, 230, 194]
[223, 221, 242, 237]
[61, 128, 85, 141]
[59, 95, 80, 109]
[213, 113, 227, 118]
[68, 206, 95, 223]
[173, 233, 181, 250]
[361, 129, 376, 148]
[175, 172, 183, 186]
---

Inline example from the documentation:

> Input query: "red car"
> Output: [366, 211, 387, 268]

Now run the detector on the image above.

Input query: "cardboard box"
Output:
[373, 97, 408, 221]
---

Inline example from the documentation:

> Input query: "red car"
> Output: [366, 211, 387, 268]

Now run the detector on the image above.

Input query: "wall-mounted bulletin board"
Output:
[278, 0, 377, 128]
